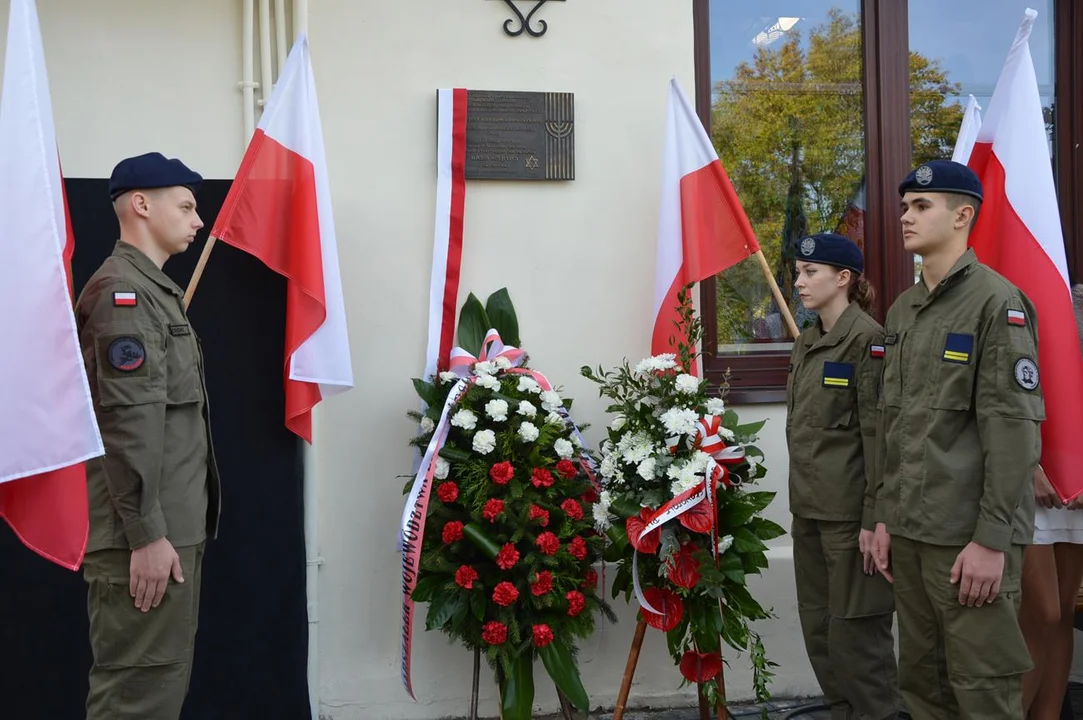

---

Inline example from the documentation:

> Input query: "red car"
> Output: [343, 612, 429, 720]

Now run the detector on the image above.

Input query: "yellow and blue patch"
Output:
[822, 361, 853, 388]
[942, 333, 973, 364]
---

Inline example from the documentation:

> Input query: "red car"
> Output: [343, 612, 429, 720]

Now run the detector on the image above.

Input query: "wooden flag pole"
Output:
[751, 249, 800, 340]
[183, 235, 219, 310]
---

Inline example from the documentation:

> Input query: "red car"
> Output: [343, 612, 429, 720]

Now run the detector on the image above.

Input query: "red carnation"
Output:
[556, 459, 578, 479]
[561, 499, 584, 521]
[536, 532, 560, 556]
[442, 521, 464, 544]
[492, 581, 519, 607]
[482, 621, 508, 645]
[531, 468, 554, 488]
[528, 504, 550, 527]
[567, 536, 588, 560]
[482, 498, 505, 522]
[531, 570, 553, 596]
[581, 487, 599, 504]
[489, 461, 515, 485]
[581, 569, 598, 590]
[495, 543, 520, 570]
[566, 591, 586, 617]
[455, 565, 478, 589]
[679, 651, 723, 683]
[437, 482, 459, 503]
[532, 624, 555, 648]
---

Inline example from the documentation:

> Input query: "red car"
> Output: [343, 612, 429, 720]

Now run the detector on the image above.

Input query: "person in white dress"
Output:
[1019, 283, 1083, 720]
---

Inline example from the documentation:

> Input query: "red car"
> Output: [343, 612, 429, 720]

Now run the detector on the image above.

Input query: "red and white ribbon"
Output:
[448, 328, 526, 377]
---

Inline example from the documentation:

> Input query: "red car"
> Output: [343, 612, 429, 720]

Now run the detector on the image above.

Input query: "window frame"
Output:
[693, 0, 1083, 404]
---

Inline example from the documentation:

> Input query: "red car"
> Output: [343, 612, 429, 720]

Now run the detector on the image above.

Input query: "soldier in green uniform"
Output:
[787, 232, 899, 720]
[75, 152, 221, 720]
[872, 160, 1043, 719]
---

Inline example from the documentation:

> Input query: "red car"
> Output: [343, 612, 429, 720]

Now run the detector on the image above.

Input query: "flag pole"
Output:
[183, 235, 218, 310]
[751, 249, 800, 339]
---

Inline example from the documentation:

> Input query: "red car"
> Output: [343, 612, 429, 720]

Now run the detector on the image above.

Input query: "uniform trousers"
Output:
[793, 517, 899, 720]
[891, 537, 1030, 719]
[83, 542, 204, 720]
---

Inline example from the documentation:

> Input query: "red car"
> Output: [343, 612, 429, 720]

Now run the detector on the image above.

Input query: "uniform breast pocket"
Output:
[165, 324, 202, 406]
[930, 329, 977, 410]
[879, 333, 902, 408]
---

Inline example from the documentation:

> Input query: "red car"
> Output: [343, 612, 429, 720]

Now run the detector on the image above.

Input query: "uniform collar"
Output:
[112, 240, 183, 298]
[803, 301, 861, 349]
[911, 248, 977, 306]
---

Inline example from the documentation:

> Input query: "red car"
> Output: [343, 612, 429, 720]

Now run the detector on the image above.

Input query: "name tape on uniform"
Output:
[113, 291, 137, 307]
[822, 361, 853, 388]
[942, 333, 973, 365]
[1007, 309, 1026, 327]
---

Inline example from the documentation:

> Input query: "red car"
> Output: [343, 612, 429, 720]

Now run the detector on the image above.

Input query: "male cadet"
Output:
[75, 152, 221, 720]
[872, 159, 1043, 719]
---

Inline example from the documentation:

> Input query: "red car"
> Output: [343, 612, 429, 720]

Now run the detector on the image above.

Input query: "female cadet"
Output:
[786, 232, 899, 720]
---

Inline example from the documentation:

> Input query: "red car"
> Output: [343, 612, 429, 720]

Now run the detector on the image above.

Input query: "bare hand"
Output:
[950, 542, 1004, 607]
[872, 523, 893, 583]
[1034, 465, 1063, 509]
[1070, 494, 1083, 510]
[129, 537, 184, 612]
[858, 529, 876, 576]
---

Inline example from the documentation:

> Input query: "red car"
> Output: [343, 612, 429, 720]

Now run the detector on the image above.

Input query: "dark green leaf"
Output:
[463, 523, 501, 560]
[412, 378, 439, 407]
[470, 591, 486, 621]
[609, 496, 641, 520]
[734, 419, 767, 438]
[500, 652, 536, 720]
[485, 288, 520, 347]
[457, 293, 490, 357]
[748, 517, 786, 541]
[425, 593, 462, 631]
[410, 575, 444, 604]
[540, 642, 590, 710]
[733, 527, 767, 554]
[612, 562, 631, 600]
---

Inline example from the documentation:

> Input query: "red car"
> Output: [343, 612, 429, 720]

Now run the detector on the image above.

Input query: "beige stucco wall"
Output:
[0, 1, 815, 717]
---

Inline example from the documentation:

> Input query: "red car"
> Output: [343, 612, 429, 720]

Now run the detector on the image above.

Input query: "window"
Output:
[695, 0, 1083, 403]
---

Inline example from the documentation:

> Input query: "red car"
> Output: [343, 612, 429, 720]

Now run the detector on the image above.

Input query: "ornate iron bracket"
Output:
[495, 0, 566, 38]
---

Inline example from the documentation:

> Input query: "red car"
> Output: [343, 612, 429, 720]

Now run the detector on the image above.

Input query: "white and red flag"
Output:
[951, 94, 983, 163]
[211, 34, 353, 443]
[653, 78, 760, 363]
[0, 0, 102, 569]
[966, 8, 1083, 502]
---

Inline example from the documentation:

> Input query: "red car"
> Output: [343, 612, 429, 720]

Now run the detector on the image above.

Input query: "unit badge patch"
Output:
[1014, 357, 1039, 390]
[822, 361, 853, 388]
[942, 333, 973, 364]
[108, 337, 145, 372]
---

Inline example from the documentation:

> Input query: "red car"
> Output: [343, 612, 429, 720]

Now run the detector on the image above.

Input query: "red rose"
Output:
[567, 536, 588, 561]
[482, 498, 505, 522]
[640, 587, 683, 632]
[565, 590, 586, 617]
[495, 543, 520, 570]
[437, 482, 459, 503]
[531, 468, 554, 488]
[532, 624, 555, 648]
[556, 459, 578, 479]
[482, 621, 508, 645]
[561, 499, 584, 521]
[679, 651, 723, 683]
[489, 461, 515, 485]
[455, 565, 478, 589]
[666, 543, 701, 589]
[536, 532, 560, 556]
[581, 488, 599, 504]
[530, 570, 553, 596]
[528, 504, 550, 527]
[626, 507, 661, 554]
[581, 569, 598, 590]
[492, 581, 519, 607]
[442, 521, 464, 544]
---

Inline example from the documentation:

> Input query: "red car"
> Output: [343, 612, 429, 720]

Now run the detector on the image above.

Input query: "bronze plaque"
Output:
[464, 90, 574, 180]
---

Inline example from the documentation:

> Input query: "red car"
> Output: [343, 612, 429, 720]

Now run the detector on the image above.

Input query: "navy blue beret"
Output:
[108, 152, 202, 200]
[796, 232, 863, 274]
[898, 159, 983, 201]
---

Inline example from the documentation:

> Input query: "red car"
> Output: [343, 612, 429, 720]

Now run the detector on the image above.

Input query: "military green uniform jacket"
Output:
[875, 249, 1043, 552]
[787, 302, 885, 529]
[76, 241, 221, 552]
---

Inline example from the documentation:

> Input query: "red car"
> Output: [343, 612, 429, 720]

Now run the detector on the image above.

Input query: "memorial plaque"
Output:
[464, 90, 574, 181]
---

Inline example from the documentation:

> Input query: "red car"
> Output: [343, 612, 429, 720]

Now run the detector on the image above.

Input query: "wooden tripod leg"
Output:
[557, 688, 576, 720]
[469, 647, 481, 720]
[698, 684, 711, 720]
[612, 616, 648, 720]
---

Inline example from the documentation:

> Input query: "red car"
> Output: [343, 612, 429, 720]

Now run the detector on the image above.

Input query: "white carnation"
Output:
[707, 397, 726, 416]
[611, 415, 626, 432]
[420, 417, 435, 433]
[661, 407, 699, 437]
[517, 376, 542, 394]
[554, 438, 575, 459]
[473, 429, 497, 454]
[634, 353, 678, 377]
[473, 361, 497, 376]
[637, 457, 657, 481]
[494, 356, 513, 370]
[593, 490, 613, 532]
[485, 399, 509, 422]
[546, 411, 565, 427]
[540, 390, 563, 412]
[518, 422, 540, 442]
[451, 409, 477, 430]
[675, 374, 701, 394]
[438, 371, 458, 384]
[599, 453, 620, 480]
[718, 535, 734, 554]
[475, 374, 500, 391]
[433, 457, 450, 480]
[517, 401, 537, 418]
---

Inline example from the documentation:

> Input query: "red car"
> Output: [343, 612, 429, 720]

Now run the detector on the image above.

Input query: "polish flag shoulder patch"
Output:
[113, 291, 137, 307]
[870, 344, 885, 358]
[1007, 309, 1026, 327]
